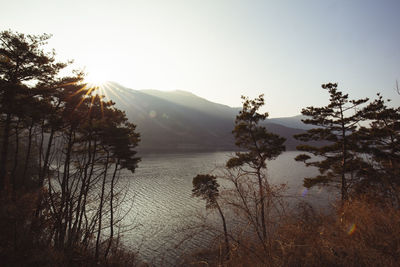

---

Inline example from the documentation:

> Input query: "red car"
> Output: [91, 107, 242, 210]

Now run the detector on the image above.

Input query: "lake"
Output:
[115, 151, 337, 265]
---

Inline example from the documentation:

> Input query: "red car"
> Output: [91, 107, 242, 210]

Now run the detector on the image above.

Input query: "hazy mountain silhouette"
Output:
[100, 82, 311, 153]
[268, 115, 313, 130]
[140, 89, 240, 120]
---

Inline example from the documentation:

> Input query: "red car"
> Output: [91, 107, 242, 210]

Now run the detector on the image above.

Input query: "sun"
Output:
[84, 70, 109, 87]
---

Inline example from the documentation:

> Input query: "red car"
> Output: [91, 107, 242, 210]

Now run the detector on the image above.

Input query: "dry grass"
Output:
[184, 196, 400, 267]
[271, 197, 400, 267]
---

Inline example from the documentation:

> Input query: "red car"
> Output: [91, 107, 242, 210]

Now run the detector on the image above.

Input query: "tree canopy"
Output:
[0, 30, 140, 265]
[294, 83, 369, 200]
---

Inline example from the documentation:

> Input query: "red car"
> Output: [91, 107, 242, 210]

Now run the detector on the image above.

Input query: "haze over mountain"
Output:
[100, 82, 310, 153]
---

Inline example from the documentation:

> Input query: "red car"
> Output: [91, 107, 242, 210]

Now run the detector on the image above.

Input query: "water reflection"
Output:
[117, 151, 336, 265]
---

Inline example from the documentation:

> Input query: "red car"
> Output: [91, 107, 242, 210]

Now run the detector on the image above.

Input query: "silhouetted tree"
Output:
[226, 95, 286, 248]
[356, 94, 400, 201]
[0, 30, 66, 193]
[294, 83, 369, 201]
[0, 30, 141, 265]
[192, 174, 229, 258]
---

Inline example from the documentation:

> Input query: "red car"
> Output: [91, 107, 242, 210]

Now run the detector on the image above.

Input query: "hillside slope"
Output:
[100, 82, 310, 153]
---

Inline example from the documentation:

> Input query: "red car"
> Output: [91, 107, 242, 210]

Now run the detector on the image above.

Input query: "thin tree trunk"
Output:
[39, 127, 55, 186]
[58, 127, 74, 249]
[231, 174, 267, 253]
[105, 160, 119, 260]
[78, 139, 97, 244]
[22, 120, 34, 183]
[71, 137, 92, 245]
[340, 106, 348, 201]
[216, 201, 230, 259]
[38, 120, 45, 179]
[257, 168, 267, 242]
[11, 119, 20, 199]
[95, 151, 110, 261]
[0, 112, 11, 192]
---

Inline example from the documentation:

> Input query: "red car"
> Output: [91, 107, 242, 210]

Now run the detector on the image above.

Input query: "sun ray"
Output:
[99, 84, 111, 102]
[100, 95, 104, 117]
[101, 82, 131, 107]
[88, 90, 97, 115]
[74, 85, 98, 112]
[71, 84, 89, 97]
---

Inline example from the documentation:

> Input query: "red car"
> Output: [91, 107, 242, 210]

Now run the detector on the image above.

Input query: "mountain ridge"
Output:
[99, 82, 311, 153]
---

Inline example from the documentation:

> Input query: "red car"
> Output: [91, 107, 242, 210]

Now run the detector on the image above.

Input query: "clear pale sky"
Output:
[1, 0, 400, 117]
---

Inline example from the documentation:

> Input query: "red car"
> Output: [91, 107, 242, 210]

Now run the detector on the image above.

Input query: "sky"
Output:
[1, 0, 400, 117]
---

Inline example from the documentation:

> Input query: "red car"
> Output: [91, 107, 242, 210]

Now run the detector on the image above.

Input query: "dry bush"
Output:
[186, 196, 400, 267]
[272, 197, 400, 267]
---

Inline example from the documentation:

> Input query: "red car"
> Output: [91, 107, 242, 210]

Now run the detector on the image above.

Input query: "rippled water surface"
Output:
[116, 151, 336, 265]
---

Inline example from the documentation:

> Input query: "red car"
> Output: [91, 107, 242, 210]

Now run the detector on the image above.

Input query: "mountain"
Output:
[268, 115, 313, 130]
[140, 89, 240, 120]
[100, 82, 311, 153]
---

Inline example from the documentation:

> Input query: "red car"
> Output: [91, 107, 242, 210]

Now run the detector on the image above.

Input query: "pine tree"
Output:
[192, 174, 229, 257]
[357, 94, 400, 201]
[0, 30, 141, 263]
[226, 95, 285, 243]
[294, 83, 369, 201]
[0, 30, 67, 192]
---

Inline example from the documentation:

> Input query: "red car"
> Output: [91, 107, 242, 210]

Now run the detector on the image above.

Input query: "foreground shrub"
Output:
[184, 196, 400, 267]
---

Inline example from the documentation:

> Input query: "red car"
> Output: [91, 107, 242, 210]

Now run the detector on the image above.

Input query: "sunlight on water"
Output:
[116, 151, 336, 265]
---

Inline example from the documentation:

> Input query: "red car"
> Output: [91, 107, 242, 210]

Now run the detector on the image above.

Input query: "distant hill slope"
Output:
[100, 82, 311, 153]
[268, 115, 313, 130]
[140, 89, 240, 120]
